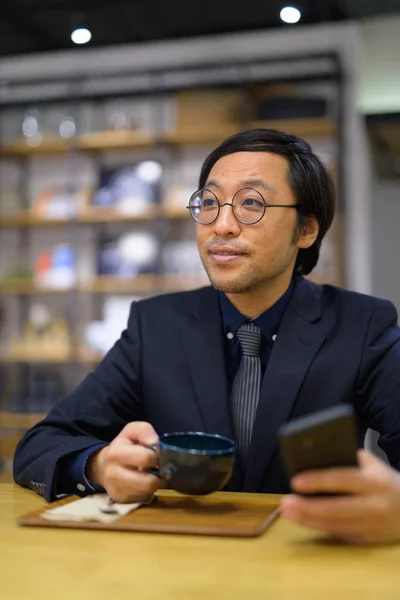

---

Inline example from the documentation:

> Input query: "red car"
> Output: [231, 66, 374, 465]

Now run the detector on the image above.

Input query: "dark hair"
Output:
[199, 128, 336, 275]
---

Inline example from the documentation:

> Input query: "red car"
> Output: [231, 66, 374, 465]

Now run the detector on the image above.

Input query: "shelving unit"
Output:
[0, 274, 208, 295]
[0, 411, 46, 469]
[0, 52, 345, 470]
[0, 117, 336, 158]
[0, 282, 69, 295]
[0, 206, 190, 228]
[0, 350, 102, 365]
[0, 411, 46, 428]
[0, 214, 71, 228]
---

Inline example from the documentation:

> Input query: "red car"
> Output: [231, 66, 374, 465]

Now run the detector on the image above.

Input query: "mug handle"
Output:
[145, 444, 162, 478]
[145, 444, 177, 482]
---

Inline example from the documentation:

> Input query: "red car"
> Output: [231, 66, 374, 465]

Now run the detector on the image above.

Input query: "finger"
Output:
[106, 465, 161, 503]
[291, 467, 374, 495]
[109, 442, 158, 470]
[120, 421, 158, 446]
[357, 448, 386, 469]
[280, 494, 388, 539]
[281, 494, 373, 524]
[280, 496, 369, 537]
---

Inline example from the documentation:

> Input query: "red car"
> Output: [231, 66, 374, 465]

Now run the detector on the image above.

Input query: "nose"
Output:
[212, 203, 241, 237]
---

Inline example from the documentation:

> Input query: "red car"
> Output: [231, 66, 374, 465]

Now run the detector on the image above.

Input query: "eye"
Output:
[201, 197, 218, 209]
[241, 196, 264, 209]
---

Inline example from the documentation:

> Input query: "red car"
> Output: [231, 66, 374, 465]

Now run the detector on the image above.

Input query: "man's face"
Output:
[196, 151, 316, 295]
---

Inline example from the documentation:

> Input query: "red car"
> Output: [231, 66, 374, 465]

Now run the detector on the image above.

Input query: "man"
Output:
[14, 128, 400, 544]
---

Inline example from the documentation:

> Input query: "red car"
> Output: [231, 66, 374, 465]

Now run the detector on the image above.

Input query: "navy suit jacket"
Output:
[13, 276, 400, 501]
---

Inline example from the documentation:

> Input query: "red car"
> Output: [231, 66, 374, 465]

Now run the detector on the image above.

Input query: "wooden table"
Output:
[1, 484, 399, 600]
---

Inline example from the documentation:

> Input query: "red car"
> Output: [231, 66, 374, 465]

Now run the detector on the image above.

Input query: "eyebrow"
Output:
[205, 178, 276, 193]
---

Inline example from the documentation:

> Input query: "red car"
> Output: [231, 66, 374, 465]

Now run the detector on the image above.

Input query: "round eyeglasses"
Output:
[187, 188, 299, 225]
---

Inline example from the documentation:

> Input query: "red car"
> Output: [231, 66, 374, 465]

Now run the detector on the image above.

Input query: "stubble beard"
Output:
[201, 249, 296, 295]
[199, 223, 301, 294]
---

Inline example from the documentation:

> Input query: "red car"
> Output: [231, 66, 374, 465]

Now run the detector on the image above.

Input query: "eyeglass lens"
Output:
[189, 188, 265, 224]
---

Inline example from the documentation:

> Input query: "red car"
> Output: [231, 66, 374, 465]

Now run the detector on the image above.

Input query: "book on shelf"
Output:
[96, 231, 160, 278]
[92, 160, 163, 216]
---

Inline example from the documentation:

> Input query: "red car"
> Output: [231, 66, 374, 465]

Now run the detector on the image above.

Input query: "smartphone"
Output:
[278, 404, 359, 486]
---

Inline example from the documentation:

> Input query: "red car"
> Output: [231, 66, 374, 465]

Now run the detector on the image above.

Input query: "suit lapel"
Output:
[179, 287, 234, 441]
[243, 278, 327, 492]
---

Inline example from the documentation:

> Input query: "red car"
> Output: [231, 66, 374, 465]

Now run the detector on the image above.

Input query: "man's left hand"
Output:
[280, 449, 400, 544]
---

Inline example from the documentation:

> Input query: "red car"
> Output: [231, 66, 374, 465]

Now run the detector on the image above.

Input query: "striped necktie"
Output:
[230, 323, 262, 465]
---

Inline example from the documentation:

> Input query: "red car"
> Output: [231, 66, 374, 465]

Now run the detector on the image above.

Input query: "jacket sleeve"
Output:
[13, 301, 144, 501]
[356, 299, 400, 469]
[54, 443, 108, 498]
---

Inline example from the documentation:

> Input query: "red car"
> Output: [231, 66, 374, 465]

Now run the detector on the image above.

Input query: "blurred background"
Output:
[0, 0, 399, 476]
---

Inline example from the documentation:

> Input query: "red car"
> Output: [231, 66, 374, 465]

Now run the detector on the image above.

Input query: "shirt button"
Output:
[227, 332, 234, 340]
[272, 334, 277, 342]
[77, 483, 86, 492]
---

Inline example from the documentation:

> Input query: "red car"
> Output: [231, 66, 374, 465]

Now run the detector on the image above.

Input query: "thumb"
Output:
[357, 448, 384, 469]
[121, 421, 159, 446]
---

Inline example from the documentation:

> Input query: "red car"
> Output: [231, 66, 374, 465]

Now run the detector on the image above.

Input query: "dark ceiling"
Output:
[0, 0, 399, 58]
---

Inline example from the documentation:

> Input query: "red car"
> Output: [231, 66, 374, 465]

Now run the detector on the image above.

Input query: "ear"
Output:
[296, 215, 319, 249]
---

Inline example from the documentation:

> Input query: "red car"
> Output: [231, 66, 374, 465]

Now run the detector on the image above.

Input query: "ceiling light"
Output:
[71, 28, 92, 45]
[280, 6, 301, 24]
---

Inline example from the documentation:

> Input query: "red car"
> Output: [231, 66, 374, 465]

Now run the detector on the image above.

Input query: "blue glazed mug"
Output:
[149, 432, 237, 495]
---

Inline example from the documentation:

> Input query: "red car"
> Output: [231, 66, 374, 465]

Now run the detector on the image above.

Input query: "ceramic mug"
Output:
[148, 432, 237, 495]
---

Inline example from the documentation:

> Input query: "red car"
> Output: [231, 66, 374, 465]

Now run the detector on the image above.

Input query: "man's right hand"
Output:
[86, 421, 162, 503]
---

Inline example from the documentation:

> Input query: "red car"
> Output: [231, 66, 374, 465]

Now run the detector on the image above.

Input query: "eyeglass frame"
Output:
[186, 187, 300, 225]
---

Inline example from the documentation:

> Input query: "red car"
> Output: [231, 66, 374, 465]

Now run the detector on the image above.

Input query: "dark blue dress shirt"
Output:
[220, 279, 294, 386]
[57, 280, 294, 497]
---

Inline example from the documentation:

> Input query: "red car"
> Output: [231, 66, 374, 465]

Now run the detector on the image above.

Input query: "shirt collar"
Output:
[219, 279, 294, 345]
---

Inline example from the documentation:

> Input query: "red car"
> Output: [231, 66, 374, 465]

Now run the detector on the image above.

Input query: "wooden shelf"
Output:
[78, 206, 159, 224]
[164, 124, 239, 146]
[163, 207, 190, 220]
[249, 117, 336, 138]
[79, 206, 189, 223]
[77, 130, 154, 151]
[0, 281, 72, 295]
[0, 432, 24, 461]
[0, 213, 71, 227]
[0, 275, 208, 296]
[0, 411, 46, 429]
[0, 118, 337, 158]
[161, 274, 209, 291]
[0, 349, 74, 363]
[0, 131, 154, 158]
[0, 412, 45, 462]
[0, 136, 70, 158]
[0, 342, 103, 365]
[162, 118, 336, 145]
[75, 347, 104, 364]
[78, 275, 160, 294]
[0, 349, 101, 365]
[0, 206, 189, 228]
[80, 274, 208, 293]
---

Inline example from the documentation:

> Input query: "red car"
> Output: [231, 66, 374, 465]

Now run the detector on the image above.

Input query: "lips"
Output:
[208, 246, 245, 256]
[208, 247, 246, 264]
